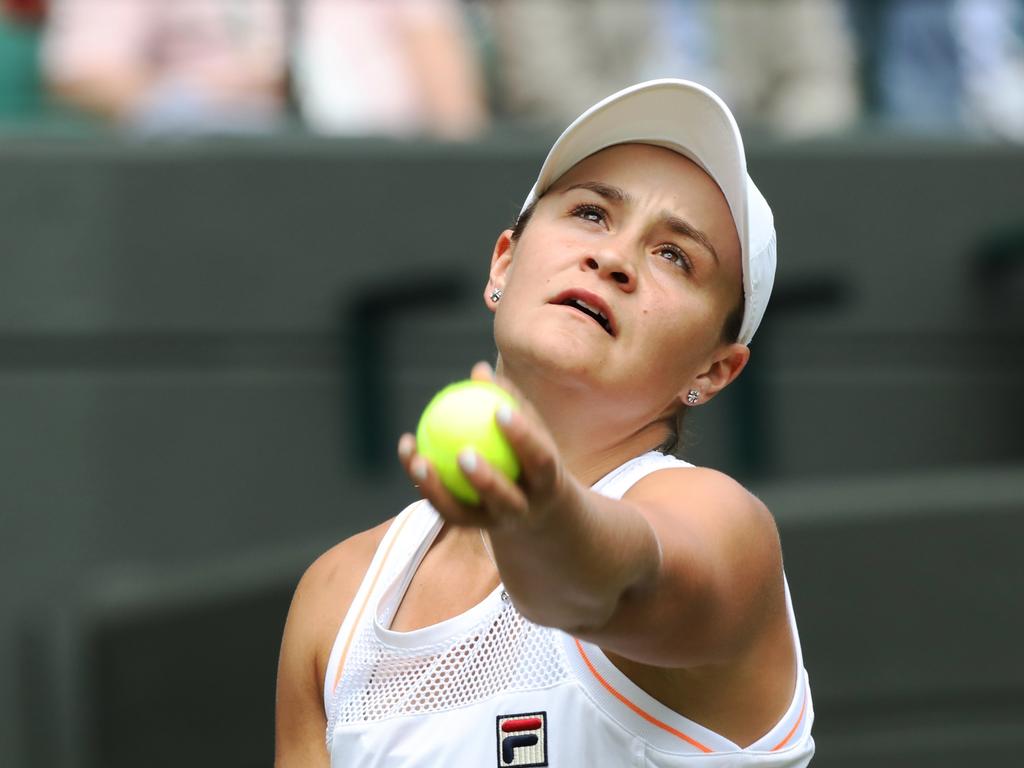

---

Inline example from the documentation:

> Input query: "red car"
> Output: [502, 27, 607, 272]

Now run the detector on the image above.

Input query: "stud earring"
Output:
[686, 389, 700, 405]
[490, 289, 503, 303]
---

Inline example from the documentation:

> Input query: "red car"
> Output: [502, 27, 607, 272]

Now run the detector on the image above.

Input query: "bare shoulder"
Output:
[275, 519, 393, 767]
[616, 466, 785, 662]
[296, 518, 394, 674]
[626, 465, 780, 556]
[601, 469, 795, 744]
[300, 519, 393, 602]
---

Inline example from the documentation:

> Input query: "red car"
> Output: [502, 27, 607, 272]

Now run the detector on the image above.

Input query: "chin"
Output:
[499, 309, 612, 367]
[502, 337, 609, 389]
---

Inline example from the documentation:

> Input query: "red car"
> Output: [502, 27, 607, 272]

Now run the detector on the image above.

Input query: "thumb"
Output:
[470, 360, 495, 382]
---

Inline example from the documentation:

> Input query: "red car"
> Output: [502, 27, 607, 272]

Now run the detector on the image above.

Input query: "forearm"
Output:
[487, 481, 661, 632]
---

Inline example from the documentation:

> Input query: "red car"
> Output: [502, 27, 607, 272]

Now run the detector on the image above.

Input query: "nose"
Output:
[582, 249, 636, 291]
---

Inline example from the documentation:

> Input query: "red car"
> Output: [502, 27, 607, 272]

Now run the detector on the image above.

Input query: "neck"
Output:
[497, 359, 673, 486]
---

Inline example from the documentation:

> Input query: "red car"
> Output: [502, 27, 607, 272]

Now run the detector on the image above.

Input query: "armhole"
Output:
[321, 501, 424, 716]
[592, 451, 696, 500]
[589, 453, 813, 754]
[745, 575, 814, 753]
[566, 576, 813, 756]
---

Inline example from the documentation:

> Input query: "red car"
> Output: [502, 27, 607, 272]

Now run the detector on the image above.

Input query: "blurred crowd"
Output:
[2, 0, 1024, 141]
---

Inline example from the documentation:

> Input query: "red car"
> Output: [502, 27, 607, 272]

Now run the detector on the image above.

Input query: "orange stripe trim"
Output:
[770, 683, 807, 751]
[574, 639, 713, 754]
[332, 512, 415, 691]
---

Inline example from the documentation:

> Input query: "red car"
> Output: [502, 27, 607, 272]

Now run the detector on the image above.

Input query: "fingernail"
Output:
[496, 404, 513, 426]
[411, 456, 428, 482]
[478, 360, 495, 379]
[398, 434, 414, 460]
[458, 448, 478, 473]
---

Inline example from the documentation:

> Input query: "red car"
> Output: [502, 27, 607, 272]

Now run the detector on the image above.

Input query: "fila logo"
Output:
[496, 711, 548, 767]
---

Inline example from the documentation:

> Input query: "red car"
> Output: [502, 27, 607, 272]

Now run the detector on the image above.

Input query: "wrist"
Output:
[510, 463, 584, 535]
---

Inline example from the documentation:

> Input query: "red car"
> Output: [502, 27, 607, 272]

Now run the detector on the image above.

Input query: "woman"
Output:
[275, 79, 814, 767]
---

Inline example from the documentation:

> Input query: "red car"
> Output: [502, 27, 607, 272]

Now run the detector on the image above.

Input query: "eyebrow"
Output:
[565, 181, 630, 204]
[661, 214, 720, 265]
[563, 181, 720, 265]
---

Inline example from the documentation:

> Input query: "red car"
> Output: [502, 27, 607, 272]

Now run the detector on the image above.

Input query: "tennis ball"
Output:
[415, 379, 520, 504]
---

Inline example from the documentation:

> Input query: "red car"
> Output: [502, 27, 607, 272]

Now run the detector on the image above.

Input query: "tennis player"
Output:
[276, 79, 814, 767]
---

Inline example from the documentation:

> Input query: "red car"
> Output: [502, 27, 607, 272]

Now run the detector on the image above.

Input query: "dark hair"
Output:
[509, 200, 744, 457]
[509, 200, 537, 243]
[659, 297, 742, 456]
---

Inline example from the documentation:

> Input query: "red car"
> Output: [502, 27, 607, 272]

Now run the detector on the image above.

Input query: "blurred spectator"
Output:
[711, 0, 861, 138]
[22, 0, 1024, 143]
[293, 0, 487, 140]
[954, 0, 1024, 140]
[849, 0, 1024, 139]
[483, 0, 657, 127]
[868, 0, 964, 132]
[484, 0, 859, 138]
[3, 0, 44, 21]
[0, 0, 46, 119]
[41, 0, 287, 133]
[643, 0, 722, 93]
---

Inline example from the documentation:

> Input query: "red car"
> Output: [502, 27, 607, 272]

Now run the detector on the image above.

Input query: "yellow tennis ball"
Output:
[415, 379, 520, 504]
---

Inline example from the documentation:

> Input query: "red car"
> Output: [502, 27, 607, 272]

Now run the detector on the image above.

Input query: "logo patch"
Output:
[496, 711, 548, 767]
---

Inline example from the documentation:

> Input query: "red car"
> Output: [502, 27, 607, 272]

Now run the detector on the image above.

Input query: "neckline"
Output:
[371, 452, 671, 648]
[372, 511, 508, 649]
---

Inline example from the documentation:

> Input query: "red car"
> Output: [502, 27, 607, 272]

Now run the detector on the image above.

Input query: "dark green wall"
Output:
[2, 136, 1023, 767]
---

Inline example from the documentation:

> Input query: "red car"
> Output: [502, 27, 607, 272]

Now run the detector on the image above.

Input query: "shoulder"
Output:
[299, 519, 392, 604]
[626, 465, 777, 542]
[287, 519, 394, 683]
[625, 466, 784, 651]
[275, 518, 394, 764]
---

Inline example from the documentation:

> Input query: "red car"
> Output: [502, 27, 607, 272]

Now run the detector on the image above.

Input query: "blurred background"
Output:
[1, 1, 1023, 766]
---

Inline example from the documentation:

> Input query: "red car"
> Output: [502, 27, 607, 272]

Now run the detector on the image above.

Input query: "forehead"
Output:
[548, 143, 741, 264]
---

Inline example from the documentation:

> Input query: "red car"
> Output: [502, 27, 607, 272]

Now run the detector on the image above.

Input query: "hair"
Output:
[658, 297, 742, 456]
[510, 199, 745, 457]
[509, 200, 537, 243]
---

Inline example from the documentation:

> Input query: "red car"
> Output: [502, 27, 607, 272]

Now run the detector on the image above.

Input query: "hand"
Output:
[397, 361, 576, 532]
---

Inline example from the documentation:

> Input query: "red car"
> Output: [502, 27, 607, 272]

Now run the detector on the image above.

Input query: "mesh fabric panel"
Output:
[327, 595, 572, 738]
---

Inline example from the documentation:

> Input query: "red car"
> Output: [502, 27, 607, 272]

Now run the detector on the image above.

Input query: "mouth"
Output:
[552, 289, 616, 336]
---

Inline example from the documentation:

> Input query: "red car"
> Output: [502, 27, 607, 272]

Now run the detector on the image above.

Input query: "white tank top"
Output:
[323, 451, 814, 766]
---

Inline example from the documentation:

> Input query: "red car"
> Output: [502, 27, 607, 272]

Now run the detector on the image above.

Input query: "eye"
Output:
[656, 244, 693, 273]
[570, 203, 607, 225]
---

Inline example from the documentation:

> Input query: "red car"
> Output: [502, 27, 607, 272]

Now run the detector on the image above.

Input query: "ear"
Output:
[681, 342, 750, 406]
[483, 229, 515, 314]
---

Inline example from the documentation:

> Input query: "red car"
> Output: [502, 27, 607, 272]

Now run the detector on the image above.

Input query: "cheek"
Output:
[504, 244, 576, 296]
[517, 221, 590, 265]
[640, 292, 721, 365]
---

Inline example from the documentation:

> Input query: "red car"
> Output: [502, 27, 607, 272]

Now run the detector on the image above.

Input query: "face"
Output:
[486, 143, 748, 424]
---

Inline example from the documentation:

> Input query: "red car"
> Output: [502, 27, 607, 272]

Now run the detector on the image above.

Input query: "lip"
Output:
[550, 288, 617, 336]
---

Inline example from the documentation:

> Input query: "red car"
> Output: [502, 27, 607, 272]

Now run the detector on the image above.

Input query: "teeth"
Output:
[566, 298, 611, 333]
[576, 299, 607, 321]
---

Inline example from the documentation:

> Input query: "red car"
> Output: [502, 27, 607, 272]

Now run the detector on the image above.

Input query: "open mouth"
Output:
[558, 296, 614, 336]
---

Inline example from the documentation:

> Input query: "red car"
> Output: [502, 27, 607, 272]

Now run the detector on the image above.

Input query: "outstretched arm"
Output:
[398, 364, 784, 668]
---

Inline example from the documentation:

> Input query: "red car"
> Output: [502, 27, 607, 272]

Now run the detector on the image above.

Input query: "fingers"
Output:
[399, 361, 567, 530]
[466, 360, 564, 508]
[397, 432, 416, 470]
[493, 404, 561, 501]
[397, 431, 533, 529]
[455, 447, 530, 527]
[470, 360, 495, 382]
[398, 432, 491, 526]
[468, 360, 530, 417]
